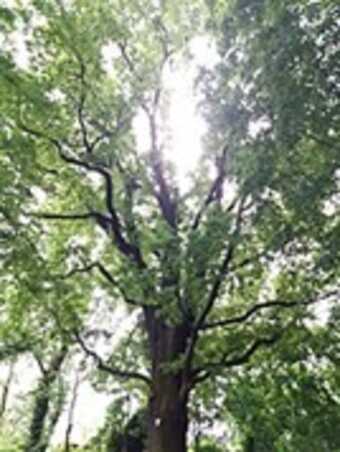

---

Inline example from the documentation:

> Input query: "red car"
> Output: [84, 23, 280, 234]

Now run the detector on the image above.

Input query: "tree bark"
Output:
[145, 310, 191, 452]
[147, 383, 188, 452]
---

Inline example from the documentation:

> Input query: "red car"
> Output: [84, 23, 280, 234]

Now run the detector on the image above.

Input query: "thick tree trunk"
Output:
[145, 309, 191, 452]
[148, 379, 188, 452]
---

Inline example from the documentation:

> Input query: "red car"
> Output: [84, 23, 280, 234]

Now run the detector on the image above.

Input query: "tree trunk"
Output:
[145, 309, 191, 452]
[25, 378, 51, 452]
[0, 359, 16, 420]
[25, 347, 67, 452]
[147, 380, 188, 452]
[64, 369, 80, 452]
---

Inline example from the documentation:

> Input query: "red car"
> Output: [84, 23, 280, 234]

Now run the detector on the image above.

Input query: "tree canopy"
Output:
[0, 0, 339, 451]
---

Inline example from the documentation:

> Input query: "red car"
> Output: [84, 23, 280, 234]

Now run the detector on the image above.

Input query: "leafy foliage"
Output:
[0, 0, 339, 451]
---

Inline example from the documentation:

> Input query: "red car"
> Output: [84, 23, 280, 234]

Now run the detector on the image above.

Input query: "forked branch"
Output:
[62, 261, 145, 307]
[20, 123, 145, 267]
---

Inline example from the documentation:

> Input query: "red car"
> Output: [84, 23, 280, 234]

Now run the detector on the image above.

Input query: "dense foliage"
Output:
[0, 0, 339, 451]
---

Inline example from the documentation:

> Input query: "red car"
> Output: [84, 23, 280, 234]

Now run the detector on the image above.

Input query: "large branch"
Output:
[181, 245, 235, 381]
[20, 123, 145, 267]
[118, 40, 177, 229]
[146, 102, 177, 230]
[192, 333, 281, 386]
[0, 358, 16, 419]
[195, 198, 246, 330]
[181, 198, 248, 377]
[200, 288, 340, 331]
[55, 0, 91, 155]
[192, 289, 340, 385]
[150, 154, 177, 228]
[54, 151, 144, 264]
[192, 145, 229, 230]
[74, 331, 151, 386]
[201, 299, 313, 330]
[62, 261, 146, 307]
[30, 211, 96, 221]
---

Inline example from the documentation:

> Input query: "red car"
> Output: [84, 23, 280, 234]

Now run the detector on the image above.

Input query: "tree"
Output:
[0, 358, 16, 421]
[25, 346, 67, 452]
[0, 1, 339, 451]
[85, 403, 147, 452]
[218, 323, 340, 451]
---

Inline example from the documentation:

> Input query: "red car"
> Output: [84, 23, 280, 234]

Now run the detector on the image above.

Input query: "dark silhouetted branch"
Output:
[20, 123, 146, 268]
[192, 146, 229, 231]
[30, 211, 96, 221]
[181, 198, 248, 378]
[193, 334, 281, 386]
[201, 289, 340, 330]
[62, 261, 145, 307]
[74, 332, 151, 386]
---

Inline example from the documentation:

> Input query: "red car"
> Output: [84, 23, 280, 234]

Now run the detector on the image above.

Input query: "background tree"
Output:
[200, 319, 340, 452]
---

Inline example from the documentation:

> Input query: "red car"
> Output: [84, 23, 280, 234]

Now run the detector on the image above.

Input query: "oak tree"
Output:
[0, 0, 339, 451]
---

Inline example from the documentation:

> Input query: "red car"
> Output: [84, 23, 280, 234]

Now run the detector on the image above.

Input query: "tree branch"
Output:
[62, 261, 145, 307]
[201, 300, 311, 330]
[148, 112, 177, 230]
[192, 145, 229, 230]
[193, 333, 281, 386]
[19, 123, 145, 268]
[74, 58, 92, 153]
[74, 331, 151, 386]
[118, 39, 177, 230]
[195, 198, 246, 330]
[181, 198, 248, 378]
[29, 211, 96, 221]
[200, 289, 340, 330]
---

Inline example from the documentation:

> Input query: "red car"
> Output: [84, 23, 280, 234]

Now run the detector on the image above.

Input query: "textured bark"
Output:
[145, 309, 191, 452]
[148, 384, 188, 452]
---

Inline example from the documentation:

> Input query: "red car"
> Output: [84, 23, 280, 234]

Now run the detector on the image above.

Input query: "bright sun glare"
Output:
[134, 36, 218, 191]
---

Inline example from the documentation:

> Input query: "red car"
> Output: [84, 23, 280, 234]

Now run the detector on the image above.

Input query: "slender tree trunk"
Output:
[145, 310, 191, 452]
[25, 378, 52, 452]
[25, 347, 67, 452]
[64, 369, 80, 452]
[47, 376, 64, 442]
[0, 359, 16, 420]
